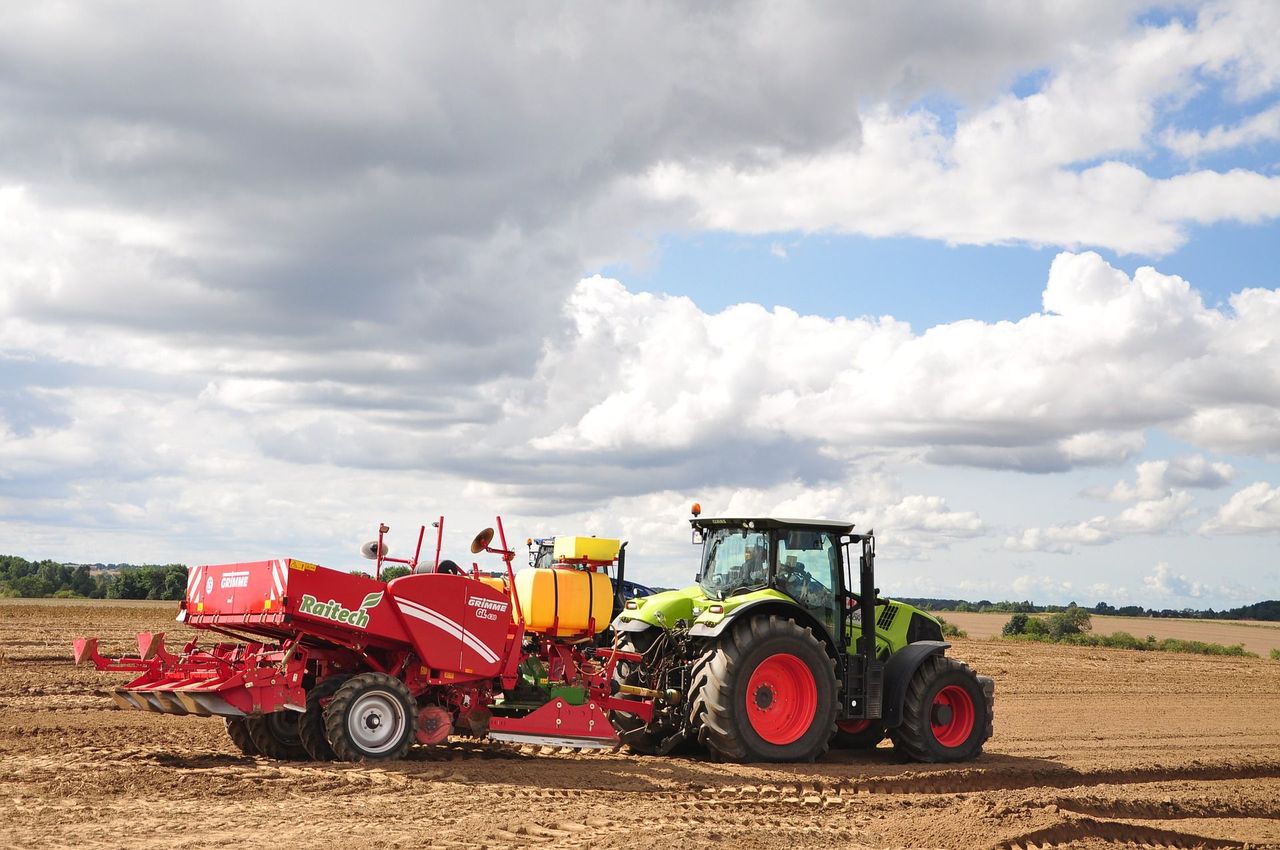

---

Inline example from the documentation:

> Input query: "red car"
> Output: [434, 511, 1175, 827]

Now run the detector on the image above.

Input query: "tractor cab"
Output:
[693, 517, 852, 644]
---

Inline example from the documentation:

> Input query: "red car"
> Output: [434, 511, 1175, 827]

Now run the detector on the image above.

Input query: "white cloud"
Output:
[1011, 574, 1075, 599]
[1162, 103, 1280, 158]
[1005, 522, 1114, 555]
[640, 5, 1280, 254]
[1006, 491, 1195, 554]
[1201, 481, 1280, 534]
[1142, 562, 1208, 599]
[1088, 455, 1234, 501]
[530, 253, 1280, 481]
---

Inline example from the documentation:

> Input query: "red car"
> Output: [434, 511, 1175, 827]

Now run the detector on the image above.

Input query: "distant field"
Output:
[4, 597, 1280, 849]
[940, 610, 1280, 655]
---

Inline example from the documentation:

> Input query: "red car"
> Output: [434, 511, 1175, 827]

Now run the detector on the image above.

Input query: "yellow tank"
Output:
[514, 567, 612, 637]
[552, 536, 620, 563]
[476, 575, 507, 595]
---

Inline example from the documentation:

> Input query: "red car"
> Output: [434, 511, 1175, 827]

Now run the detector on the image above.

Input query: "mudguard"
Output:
[688, 599, 839, 655]
[881, 640, 949, 728]
[613, 617, 656, 633]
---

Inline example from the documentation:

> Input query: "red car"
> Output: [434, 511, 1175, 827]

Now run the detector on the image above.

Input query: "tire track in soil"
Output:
[660, 761, 1280, 804]
[1053, 796, 1280, 821]
[995, 816, 1247, 850]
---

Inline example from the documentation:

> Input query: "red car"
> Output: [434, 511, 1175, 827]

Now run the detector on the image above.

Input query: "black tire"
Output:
[685, 645, 716, 751]
[323, 672, 416, 763]
[611, 631, 664, 755]
[300, 675, 351, 761]
[690, 615, 838, 763]
[832, 719, 886, 749]
[224, 716, 258, 756]
[888, 655, 993, 763]
[246, 710, 309, 760]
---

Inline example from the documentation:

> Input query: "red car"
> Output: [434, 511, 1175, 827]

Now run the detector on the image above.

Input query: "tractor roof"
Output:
[691, 516, 855, 533]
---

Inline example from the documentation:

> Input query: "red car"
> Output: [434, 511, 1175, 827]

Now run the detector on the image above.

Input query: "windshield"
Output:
[698, 527, 770, 599]
[533, 543, 555, 570]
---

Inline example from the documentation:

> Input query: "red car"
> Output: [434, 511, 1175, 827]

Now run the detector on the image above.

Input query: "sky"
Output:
[2, 2, 1279, 608]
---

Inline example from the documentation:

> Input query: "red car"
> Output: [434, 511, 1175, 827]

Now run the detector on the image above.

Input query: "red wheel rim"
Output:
[930, 684, 975, 748]
[836, 719, 873, 735]
[745, 653, 817, 745]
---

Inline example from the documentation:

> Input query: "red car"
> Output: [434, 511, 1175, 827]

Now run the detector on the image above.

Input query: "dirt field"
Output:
[2, 599, 1279, 849]
[940, 610, 1280, 656]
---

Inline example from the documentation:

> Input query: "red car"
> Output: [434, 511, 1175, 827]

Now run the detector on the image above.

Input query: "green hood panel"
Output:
[613, 585, 941, 657]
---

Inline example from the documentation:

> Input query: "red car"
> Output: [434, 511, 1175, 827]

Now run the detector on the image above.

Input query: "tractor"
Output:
[609, 507, 994, 763]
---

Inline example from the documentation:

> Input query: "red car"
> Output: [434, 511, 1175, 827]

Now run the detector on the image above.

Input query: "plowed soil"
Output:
[2, 599, 1278, 850]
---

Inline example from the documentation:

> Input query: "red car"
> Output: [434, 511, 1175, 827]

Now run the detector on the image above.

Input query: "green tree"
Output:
[9, 575, 50, 597]
[1046, 606, 1091, 638]
[70, 565, 96, 596]
[1002, 613, 1029, 636]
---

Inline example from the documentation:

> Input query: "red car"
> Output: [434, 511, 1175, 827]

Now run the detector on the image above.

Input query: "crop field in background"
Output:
[1, 599, 1278, 849]
[939, 610, 1280, 656]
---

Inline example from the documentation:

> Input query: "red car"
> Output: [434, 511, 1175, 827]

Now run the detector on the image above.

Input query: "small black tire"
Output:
[832, 719, 886, 749]
[224, 716, 258, 756]
[246, 710, 309, 760]
[324, 672, 416, 763]
[300, 676, 351, 761]
[888, 655, 992, 763]
[691, 615, 838, 763]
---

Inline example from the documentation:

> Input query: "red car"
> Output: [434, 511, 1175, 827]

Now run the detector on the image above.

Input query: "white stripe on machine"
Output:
[395, 599, 500, 664]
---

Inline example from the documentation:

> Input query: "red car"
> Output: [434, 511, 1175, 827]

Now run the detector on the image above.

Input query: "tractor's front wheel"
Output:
[888, 655, 992, 763]
[324, 672, 416, 762]
[246, 710, 308, 760]
[690, 615, 837, 763]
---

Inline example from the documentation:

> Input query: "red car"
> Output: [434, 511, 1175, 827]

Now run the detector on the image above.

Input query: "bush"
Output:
[1023, 616, 1050, 637]
[1002, 613, 1029, 636]
[936, 616, 967, 639]
[1046, 606, 1091, 638]
[1271, 648, 1280, 661]
[1098, 631, 1144, 651]
[1001, 625, 1257, 657]
[380, 565, 412, 581]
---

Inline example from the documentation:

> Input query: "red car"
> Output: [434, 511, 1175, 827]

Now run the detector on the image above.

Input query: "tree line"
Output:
[0, 555, 187, 600]
[898, 597, 1280, 622]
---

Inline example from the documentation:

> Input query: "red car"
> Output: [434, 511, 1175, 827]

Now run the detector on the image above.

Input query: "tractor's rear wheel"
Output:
[324, 672, 416, 762]
[832, 718, 886, 749]
[300, 675, 351, 761]
[888, 655, 992, 763]
[246, 710, 308, 760]
[611, 631, 664, 755]
[690, 615, 837, 763]
[224, 716, 258, 756]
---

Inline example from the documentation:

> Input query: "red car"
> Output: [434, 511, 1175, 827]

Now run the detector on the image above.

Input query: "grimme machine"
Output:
[75, 519, 655, 761]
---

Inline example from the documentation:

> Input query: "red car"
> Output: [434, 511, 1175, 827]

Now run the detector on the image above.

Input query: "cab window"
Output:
[776, 530, 839, 636]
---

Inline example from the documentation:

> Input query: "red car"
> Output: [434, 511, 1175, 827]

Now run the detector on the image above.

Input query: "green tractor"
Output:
[610, 509, 994, 763]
